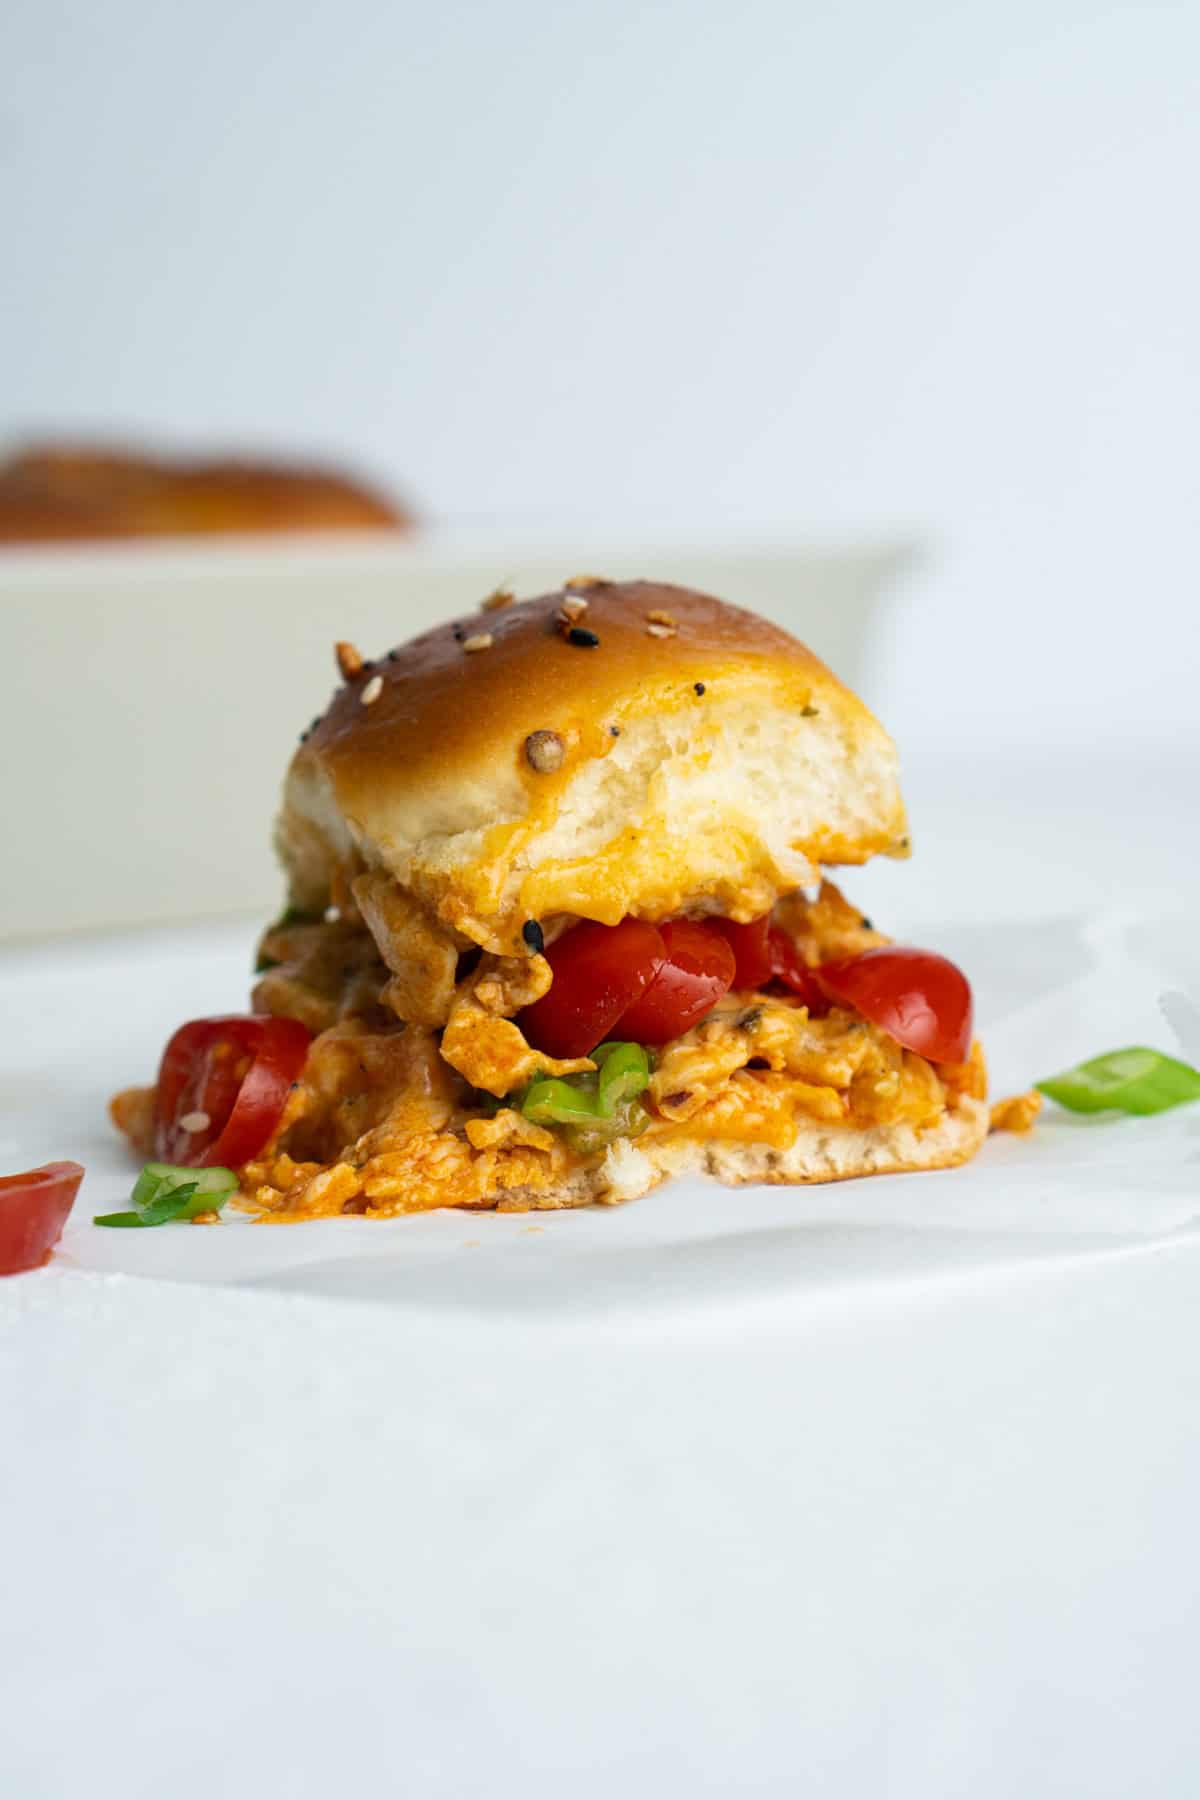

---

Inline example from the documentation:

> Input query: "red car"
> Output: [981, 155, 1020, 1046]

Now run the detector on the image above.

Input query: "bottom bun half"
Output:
[482, 1092, 990, 1213]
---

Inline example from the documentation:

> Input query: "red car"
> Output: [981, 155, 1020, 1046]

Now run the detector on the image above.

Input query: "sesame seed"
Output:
[646, 621, 676, 639]
[525, 729, 565, 773]
[179, 1110, 211, 1134]
[565, 573, 605, 588]
[481, 586, 515, 612]
[694, 681, 706, 695]
[522, 919, 545, 954]
[567, 626, 600, 648]
[361, 674, 384, 705]
[335, 640, 364, 679]
[560, 594, 589, 621]
[462, 632, 494, 653]
[324, 904, 341, 923]
[646, 609, 677, 627]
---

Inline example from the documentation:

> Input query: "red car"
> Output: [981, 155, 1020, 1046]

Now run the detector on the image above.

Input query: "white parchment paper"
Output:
[3, 908, 1197, 1312]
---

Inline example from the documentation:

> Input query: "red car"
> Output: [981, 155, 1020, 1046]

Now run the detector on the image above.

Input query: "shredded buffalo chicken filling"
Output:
[113, 882, 986, 1219]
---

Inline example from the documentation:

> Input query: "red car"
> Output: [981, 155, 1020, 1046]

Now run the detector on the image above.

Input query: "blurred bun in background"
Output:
[0, 442, 411, 542]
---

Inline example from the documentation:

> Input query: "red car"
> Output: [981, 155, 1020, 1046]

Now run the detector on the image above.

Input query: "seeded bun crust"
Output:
[280, 579, 909, 957]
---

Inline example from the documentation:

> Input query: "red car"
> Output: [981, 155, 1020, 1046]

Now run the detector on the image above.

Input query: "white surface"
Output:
[3, 756, 1200, 1797]
[6, 1243, 1200, 1799]
[0, 530, 902, 938]
[5, 1, 1200, 759]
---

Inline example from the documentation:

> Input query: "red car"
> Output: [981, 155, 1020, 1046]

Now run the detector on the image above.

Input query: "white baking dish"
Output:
[0, 528, 910, 937]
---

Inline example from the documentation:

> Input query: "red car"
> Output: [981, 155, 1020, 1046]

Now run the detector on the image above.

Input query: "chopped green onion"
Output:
[563, 1096, 650, 1156]
[1036, 1047, 1200, 1116]
[515, 1042, 652, 1147]
[137, 1164, 238, 1210]
[521, 1078, 603, 1128]
[592, 1041, 656, 1073]
[94, 1200, 197, 1229]
[102, 1181, 200, 1228]
[94, 1163, 237, 1229]
[594, 1042, 651, 1116]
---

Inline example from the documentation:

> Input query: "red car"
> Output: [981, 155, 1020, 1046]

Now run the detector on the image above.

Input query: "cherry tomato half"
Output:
[714, 916, 827, 1011]
[0, 1161, 84, 1275]
[815, 947, 974, 1065]
[519, 920, 666, 1059]
[714, 915, 774, 988]
[765, 927, 828, 1013]
[616, 919, 736, 1045]
[155, 1015, 312, 1167]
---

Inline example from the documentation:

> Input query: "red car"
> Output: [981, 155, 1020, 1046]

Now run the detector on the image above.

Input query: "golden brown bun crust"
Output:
[0, 443, 408, 541]
[283, 579, 909, 955]
[309, 578, 838, 796]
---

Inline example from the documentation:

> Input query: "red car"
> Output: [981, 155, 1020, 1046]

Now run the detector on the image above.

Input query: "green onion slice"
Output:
[593, 1042, 652, 1116]
[94, 1163, 237, 1229]
[516, 1041, 652, 1143]
[563, 1097, 650, 1156]
[592, 1041, 656, 1072]
[1036, 1047, 1200, 1116]
[520, 1078, 602, 1128]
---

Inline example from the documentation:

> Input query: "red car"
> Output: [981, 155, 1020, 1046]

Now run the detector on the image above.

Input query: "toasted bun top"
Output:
[280, 579, 908, 959]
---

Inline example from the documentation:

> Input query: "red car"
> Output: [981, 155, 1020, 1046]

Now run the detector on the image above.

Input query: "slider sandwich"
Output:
[112, 579, 987, 1217]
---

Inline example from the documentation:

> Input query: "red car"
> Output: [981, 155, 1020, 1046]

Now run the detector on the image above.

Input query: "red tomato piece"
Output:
[766, 927, 828, 1013]
[714, 915, 826, 1010]
[155, 1015, 312, 1167]
[714, 915, 774, 988]
[815, 947, 974, 1065]
[0, 1161, 84, 1275]
[519, 919, 667, 1059]
[616, 919, 737, 1045]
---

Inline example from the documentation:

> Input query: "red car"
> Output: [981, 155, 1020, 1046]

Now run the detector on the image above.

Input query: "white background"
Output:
[3, 0, 1199, 754]
[5, 12, 1200, 1795]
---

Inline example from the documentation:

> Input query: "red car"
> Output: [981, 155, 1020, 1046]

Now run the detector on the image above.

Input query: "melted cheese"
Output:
[234, 997, 981, 1220]
[647, 996, 956, 1140]
[114, 881, 984, 1221]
